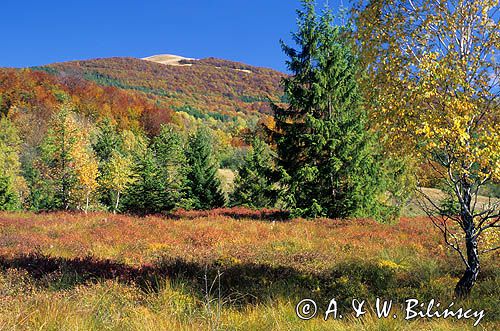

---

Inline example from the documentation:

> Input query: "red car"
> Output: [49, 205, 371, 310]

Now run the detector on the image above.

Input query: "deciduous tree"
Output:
[0, 116, 23, 210]
[72, 133, 99, 213]
[39, 105, 80, 210]
[101, 150, 135, 213]
[353, 0, 499, 297]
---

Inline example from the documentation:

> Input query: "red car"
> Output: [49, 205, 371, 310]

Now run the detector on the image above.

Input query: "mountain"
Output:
[29, 55, 286, 134]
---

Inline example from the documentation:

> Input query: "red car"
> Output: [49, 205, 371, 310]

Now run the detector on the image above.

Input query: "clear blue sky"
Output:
[1, 0, 344, 72]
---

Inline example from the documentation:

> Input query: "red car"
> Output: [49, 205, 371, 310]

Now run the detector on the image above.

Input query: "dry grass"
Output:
[0, 210, 498, 330]
[141, 54, 195, 67]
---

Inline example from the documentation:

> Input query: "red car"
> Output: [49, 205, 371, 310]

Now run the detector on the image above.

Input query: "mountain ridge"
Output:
[1, 55, 285, 142]
[36, 55, 285, 131]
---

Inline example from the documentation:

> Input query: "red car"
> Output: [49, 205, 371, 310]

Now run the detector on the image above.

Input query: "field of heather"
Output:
[0, 210, 498, 330]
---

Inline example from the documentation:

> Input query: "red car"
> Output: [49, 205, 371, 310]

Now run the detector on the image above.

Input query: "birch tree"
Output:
[354, 0, 499, 297]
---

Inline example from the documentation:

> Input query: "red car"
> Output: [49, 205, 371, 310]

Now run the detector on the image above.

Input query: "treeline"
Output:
[0, 106, 232, 214]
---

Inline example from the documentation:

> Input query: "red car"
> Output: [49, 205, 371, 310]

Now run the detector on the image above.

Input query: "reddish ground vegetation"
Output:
[0, 209, 462, 272]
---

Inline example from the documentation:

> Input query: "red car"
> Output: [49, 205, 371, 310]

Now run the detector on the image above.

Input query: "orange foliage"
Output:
[43, 57, 285, 122]
[0, 68, 173, 135]
[0, 210, 469, 273]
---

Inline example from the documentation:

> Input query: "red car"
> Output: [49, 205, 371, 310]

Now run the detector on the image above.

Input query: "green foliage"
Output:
[123, 148, 163, 214]
[0, 117, 22, 180]
[152, 124, 192, 210]
[122, 125, 192, 214]
[23, 162, 54, 211]
[39, 106, 80, 210]
[0, 175, 20, 211]
[174, 105, 236, 123]
[92, 118, 123, 164]
[231, 139, 279, 208]
[83, 71, 173, 97]
[273, 1, 392, 220]
[101, 151, 135, 213]
[239, 95, 270, 103]
[186, 128, 226, 210]
[0, 117, 24, 209]
[92, 119, 124, 208]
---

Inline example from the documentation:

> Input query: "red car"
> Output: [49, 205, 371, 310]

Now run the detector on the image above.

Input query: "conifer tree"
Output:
[120, 130, 165, 214]
[92, 119, 123, 209]
[40, 105, 99, 211]
[124, 148, 163, 214]
[0, 176, 19, 211]
[186, 128, 226, 210]
[152, 124, 191, 210]
[92, 118, 122, 164]
[273, 1, 389, 219]
[231, 138, 279, 208]
[39, 105, 80, 210]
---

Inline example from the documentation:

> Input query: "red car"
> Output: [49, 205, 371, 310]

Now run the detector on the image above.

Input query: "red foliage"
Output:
[44, 57, 285, 121]
[0, 68, 173, 134]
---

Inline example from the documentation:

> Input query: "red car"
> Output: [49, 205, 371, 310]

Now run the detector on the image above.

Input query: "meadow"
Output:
[0, 209, 498, 330]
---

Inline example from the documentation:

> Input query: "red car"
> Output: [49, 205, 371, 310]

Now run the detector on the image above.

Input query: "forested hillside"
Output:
[0, 68, 172, 134]
[34, 56, 285, 132]
[1, 56, 285, 174]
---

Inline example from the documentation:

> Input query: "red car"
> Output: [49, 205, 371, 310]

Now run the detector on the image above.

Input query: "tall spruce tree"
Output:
[120, 131, 165, 214]
[273, 1, 389, 219]
[231, 138, 279, 208]
[186, 128, 226, 210]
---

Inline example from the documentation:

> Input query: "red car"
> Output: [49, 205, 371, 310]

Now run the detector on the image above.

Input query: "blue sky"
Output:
[1, 0, 344, 72]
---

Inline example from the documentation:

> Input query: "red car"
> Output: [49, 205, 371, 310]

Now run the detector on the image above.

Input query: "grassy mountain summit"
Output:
[141, 54, 196, 66]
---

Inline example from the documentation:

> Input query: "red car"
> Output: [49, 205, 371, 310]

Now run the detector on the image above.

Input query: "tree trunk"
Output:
[85, 193, 89, 214]
[454, 213, 480, 298]
[114, 191, 120, 214]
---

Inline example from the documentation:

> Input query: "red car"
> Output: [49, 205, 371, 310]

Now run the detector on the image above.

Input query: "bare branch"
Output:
[480, 246, 500, 254]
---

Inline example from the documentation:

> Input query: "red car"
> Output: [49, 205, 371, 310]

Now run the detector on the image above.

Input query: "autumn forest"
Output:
[0, 0, 498, 330]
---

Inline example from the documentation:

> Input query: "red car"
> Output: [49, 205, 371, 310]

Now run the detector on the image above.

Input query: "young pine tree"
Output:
[273, 1, 390, 219]
[92, 118, 123, 208]
[39, 105, 80, 210]
[186, 128, 226, 210]
[0, 176, 19, 211]
[124, 148, 164, 214]
[231, 138, 279, 208]
[120, 130, 166, 214]
[152, 124, 191, 210]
